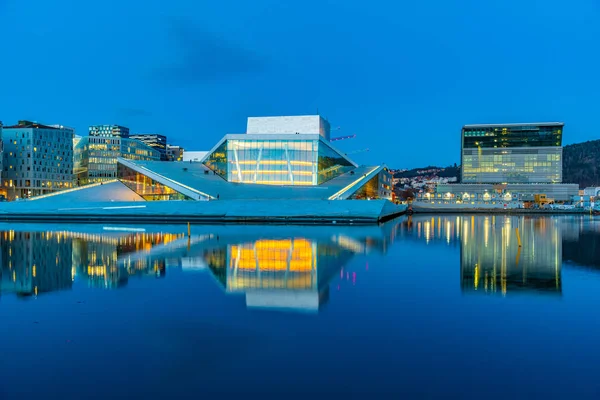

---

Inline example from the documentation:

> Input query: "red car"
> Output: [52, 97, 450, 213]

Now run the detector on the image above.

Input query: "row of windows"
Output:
[3, 179, 73, 188]
[4, 165, 71, 174]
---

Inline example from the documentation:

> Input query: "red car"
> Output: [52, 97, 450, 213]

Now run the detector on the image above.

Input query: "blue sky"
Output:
[0, 0, 598, 168]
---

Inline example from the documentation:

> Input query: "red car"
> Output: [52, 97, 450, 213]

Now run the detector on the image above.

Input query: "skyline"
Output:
[1, 0, 598, 168]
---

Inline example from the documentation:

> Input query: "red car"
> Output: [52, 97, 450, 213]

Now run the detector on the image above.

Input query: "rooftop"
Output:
[463, 122, 564, 129]
[2, 121, 60, 130]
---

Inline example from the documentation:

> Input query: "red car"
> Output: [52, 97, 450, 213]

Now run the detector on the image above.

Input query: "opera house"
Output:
[0, 115, 405, 224]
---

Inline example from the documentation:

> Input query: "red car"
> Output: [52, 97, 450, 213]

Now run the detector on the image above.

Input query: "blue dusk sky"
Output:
[0, 0, 598, 168]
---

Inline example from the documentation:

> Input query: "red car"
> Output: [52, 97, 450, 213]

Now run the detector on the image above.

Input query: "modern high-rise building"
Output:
[1, 120, 74, 200]
[461, 122, 563, 184]
[129, 134, 167, 160]
[74, 127, 161, 185]
[89, 124, 130, 138]
[414, 121, 578, 205]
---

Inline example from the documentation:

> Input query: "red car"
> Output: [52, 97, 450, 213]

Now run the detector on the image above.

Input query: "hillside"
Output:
[563, 140, 600, 188]
[393, 165, 460, 180]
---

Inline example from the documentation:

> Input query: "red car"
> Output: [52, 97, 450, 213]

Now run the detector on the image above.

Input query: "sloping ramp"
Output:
[29, 181, 144, 203]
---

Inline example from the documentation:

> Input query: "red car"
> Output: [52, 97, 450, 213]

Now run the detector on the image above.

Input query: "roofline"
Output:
[247, 115, 326, 119]
[463, 122, 564, 128]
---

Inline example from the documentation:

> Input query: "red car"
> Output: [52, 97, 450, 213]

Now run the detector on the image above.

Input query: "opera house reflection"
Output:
[0, 224, 394, 310]
[118, 225, 395, 312]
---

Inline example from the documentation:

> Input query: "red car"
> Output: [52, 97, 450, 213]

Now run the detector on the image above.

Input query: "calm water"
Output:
[1, 215, 600, 398]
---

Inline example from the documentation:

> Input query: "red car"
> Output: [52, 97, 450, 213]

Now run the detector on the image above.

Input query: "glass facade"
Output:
[461, 123, 563, 184]
[349, 169, 393, 200]
[129, 134, 167, 160]
[74, 136, 161, 185]
[203, 137, 354, 186]
[118, 164, 192, 200]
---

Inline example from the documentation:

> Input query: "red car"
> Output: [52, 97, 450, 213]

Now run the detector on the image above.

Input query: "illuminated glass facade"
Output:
[129, 134, 167, 161]
[461, 123, 563, 184]
[74, 136, 161, 185]
[118, 164, 193, 201]
[203, 135, 355, 186]
[350, 169, 393, 200]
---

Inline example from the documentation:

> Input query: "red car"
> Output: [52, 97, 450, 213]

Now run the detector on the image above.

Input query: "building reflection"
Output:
[398, 215, 562, 295]
[0, 230, 185, 297]
[460, 216, 561, 295]
[71, 232, 184, 288]
[204, 238, 355, 312]
[0, 231, 73, 297]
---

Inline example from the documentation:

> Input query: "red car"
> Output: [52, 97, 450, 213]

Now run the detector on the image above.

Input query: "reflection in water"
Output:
[0, 226, 393, 312]
[205, 238, 355, 311]
[460, 216, 561, 295]
[399, 215, 564, 295]
[0, 230, 186, 295]
[0, 231, 73, 297]
[2, 216, 599, 305]
[71, 232, 184, 288]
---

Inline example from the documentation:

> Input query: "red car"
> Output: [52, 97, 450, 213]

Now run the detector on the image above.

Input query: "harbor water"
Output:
[1, 215, 600, 398]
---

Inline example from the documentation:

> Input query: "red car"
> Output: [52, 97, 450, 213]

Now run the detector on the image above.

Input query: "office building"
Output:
[461, 122, 563, 184]
[1, 120, 74, 200]
[129, 133, 168, 160]
[166, 145, 184, 161]
[89, 124, 129, 138]
[74, 132, 161, 185]
[415, 122, 578, 205]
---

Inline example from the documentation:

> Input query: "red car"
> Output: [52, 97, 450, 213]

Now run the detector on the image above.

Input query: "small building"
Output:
[166, 145, 184, 162]
[129, 133, 168, 161]
[583, 187, 600, 198]
[1, 120, 74, 200]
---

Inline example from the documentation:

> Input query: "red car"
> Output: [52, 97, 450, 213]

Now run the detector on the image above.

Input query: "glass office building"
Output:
[203, 135, 355, 186]
[129, 134, 167, 161]
[461, 123, 563, 184]
[74, 136, 161, 185]
[89, 125, 130, 138]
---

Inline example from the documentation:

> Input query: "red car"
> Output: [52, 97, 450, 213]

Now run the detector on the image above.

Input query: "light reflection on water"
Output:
[1, 216, 600, 397]
[1, 215, 599, 302]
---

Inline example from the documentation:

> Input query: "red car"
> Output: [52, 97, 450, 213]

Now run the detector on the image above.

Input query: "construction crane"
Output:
[330, 134, 357, 142]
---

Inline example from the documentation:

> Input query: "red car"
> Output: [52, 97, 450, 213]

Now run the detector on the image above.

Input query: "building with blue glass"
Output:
[75, 126, 161, 185]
